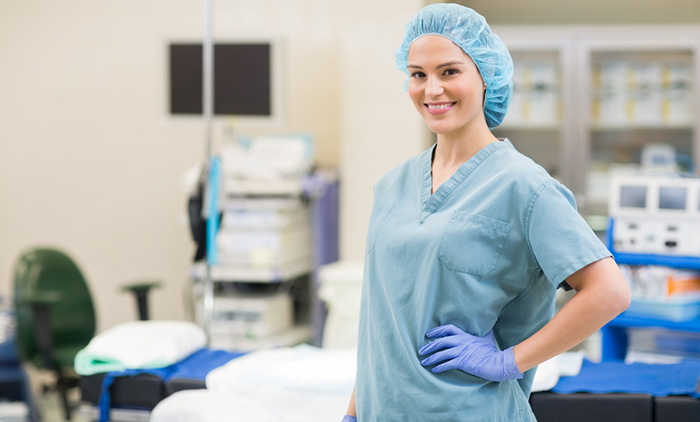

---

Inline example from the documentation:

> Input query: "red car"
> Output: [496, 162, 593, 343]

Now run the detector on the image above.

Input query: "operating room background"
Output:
[1, 0, 700, 335]
[0, 0, 425, 333]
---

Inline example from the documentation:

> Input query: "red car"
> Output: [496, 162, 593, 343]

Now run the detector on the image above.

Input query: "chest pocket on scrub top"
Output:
[438, 210, 511, 277]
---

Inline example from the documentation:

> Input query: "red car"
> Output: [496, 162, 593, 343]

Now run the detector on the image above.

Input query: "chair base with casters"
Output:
[12, 247, 160, 421]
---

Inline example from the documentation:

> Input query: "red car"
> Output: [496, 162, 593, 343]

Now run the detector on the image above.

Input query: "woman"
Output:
[342, 4, 630, 421]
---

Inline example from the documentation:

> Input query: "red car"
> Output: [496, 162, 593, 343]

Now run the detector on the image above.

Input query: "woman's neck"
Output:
[430, 124, 498, 194]
[433, 126, 498, 168]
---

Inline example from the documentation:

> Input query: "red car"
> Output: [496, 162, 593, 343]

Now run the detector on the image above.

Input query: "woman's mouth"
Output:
[425, 102, 456, 115]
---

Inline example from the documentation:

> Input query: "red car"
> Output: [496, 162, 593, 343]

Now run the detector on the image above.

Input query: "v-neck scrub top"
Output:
[356, 140, 611, 421]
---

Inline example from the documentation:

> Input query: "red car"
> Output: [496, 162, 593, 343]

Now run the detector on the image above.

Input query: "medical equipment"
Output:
[208, 293, 294, 349]
[603, 173, 700, 367]
[214, 197, 313, 277]
[608, 174, 700, 259]
[395, 3, 513, 128]
[221, 134, 314, 182]
[641, 144, 679, 173]
[607, 173, 700, 321]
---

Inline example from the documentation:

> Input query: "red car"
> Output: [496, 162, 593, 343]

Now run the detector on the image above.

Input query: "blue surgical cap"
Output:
[396, 3, 513, 129]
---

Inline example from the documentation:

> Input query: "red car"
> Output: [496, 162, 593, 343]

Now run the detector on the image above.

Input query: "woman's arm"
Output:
[346, 386, 357, 417]
[513, 257, 631, 372]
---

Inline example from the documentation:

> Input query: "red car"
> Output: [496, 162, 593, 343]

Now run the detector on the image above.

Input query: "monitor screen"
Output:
[169, 43, 272, 116]
[619, 185, 647, 208]
[659, 186, 687, 210]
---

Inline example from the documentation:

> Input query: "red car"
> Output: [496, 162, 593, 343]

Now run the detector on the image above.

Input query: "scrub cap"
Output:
[396, 3, 513, 129]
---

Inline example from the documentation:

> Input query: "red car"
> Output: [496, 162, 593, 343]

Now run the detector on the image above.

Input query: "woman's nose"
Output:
[425, 76, 444, 97]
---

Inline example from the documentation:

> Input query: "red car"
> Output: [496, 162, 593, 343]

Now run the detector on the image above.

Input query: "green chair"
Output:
[12, 247, 159, 420]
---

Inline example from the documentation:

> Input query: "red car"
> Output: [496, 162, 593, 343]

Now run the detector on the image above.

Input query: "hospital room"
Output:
[3, 0, 700, 421]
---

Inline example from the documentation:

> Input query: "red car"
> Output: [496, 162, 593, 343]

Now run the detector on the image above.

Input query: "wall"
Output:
[338, 0, 427, 261]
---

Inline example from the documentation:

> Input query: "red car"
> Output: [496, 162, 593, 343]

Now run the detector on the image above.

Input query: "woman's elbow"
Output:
[613, 283, 631, 316]
[576, 257, 631, 318]
[608, 270, 632, 317]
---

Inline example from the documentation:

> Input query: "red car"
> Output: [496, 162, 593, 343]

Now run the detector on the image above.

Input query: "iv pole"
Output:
[202, 0, 215, 344]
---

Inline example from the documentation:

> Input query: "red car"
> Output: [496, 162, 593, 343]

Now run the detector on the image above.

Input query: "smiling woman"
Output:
[407, 36, 487, 165]
[341, 4, 630, 422]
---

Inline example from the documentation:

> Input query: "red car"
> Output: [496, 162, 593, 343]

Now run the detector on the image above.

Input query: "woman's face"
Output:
[407, 35, 486, 137]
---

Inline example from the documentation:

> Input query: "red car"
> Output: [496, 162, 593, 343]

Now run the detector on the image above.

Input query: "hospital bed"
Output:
[78, 345, 353, 422]
[79, 348, 244, 420]
[77, 342, 700, 422]
[529, 358, 700, 422]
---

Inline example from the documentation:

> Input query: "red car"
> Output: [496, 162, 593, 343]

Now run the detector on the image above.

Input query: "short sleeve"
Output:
[526, 180, 611, 289]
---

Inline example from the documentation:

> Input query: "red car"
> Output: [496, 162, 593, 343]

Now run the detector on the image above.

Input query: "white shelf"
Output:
[209, 324, 314, 351]
[223, 177, 306, 196]
[193, 258, 313, 283]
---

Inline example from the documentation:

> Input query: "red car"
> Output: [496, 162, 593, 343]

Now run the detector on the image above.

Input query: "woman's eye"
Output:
[410, 71, 426, 78]
[444, 69, 459, 76]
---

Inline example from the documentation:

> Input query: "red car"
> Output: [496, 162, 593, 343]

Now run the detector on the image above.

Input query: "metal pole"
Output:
[202, 0, 215, 345]
[203, 0, 214, 159]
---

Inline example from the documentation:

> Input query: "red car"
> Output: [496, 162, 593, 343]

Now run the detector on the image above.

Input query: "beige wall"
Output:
[338, 1, 427, 260]
[0, 0, 426, 332]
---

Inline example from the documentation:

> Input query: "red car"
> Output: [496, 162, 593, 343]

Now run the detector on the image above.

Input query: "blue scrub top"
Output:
[356, 140, 611, 422]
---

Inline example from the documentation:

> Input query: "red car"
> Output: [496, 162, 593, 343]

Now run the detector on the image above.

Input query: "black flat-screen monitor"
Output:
[169, 43, 272, 116]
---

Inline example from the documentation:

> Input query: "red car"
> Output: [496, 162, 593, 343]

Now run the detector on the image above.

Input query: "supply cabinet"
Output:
[601, 174, 700, 361]
[491, 33, 573, 186]
[600, 259, 700, 362]
[492, 25, 700, 233]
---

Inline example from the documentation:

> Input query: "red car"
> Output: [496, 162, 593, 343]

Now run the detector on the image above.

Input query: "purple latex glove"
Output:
[418, 324, 523, 382]
[341, 416, 357, 422]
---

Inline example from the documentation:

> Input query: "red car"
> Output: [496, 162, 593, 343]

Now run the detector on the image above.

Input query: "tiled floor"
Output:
[34, 391, 90, 422]
[36, 393, 87, 422]
[10, 367, 90, 422]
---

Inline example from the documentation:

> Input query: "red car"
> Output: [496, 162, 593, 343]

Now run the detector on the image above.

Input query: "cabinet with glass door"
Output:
[492, 30, 574, 189]
[576, 32, 700, 232]
[494, 27, 700, 234]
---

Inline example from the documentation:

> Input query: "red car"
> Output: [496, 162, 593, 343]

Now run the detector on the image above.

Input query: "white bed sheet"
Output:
[151, 345, 356, 422]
